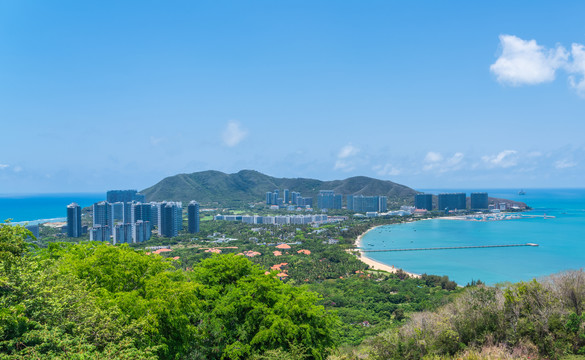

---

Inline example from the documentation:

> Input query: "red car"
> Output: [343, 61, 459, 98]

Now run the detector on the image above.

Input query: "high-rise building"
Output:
[291, 191, 300, 205]
[133, 220, 151, 243]
[160, 202, 182, 238]
[318, 190, 342, 210]
[67, 202, 82, 238]
[438, 193, 466, 211]
[89, 225, 111, 241]
[379, 196, 388, 212]
[113, 223, 132, 244]
[110, 202, 125, 223]
[415, 194, 433, 211]
[266, 192, 273, 205]
[283, 189, 289, 204]
[470, 192, 489, 210]
[93, 201, 112, 227]
[150, 202, 162, 229]
[347, 195, 354, 210]
[188, 201, 200, 233]
[297, 197, 313, 207]
[131, 202, 151, 223]
[107, 190, 145, 203]
[347, 195, 387, 212]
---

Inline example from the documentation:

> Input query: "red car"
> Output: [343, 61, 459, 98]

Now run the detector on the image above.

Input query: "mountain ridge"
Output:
[140, 170, 418, 208]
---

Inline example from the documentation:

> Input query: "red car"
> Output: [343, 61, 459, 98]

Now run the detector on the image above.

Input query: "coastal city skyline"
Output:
[2, 3, 585, 359]
[2, 1, 585, 193]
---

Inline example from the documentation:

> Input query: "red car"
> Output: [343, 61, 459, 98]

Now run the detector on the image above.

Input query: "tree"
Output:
[190, 254, 339, 359]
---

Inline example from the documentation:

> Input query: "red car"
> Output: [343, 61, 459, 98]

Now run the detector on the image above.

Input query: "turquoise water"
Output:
[0, 193, 104, 224]
[361, 189, 585, 285]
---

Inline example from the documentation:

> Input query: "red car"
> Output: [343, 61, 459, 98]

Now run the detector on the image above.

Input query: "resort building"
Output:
[438, 193, 466, 211]
[347, 195, 388, 212]
[317, 190, 342, 210]
[415, 194, 433, 211]
[470, 192, 489, 210]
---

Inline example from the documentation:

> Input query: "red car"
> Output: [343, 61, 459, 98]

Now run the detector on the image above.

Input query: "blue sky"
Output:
[1, 1, 584, 193]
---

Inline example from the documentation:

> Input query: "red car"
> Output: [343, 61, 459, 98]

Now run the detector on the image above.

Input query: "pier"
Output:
[359, 243, 539, 252]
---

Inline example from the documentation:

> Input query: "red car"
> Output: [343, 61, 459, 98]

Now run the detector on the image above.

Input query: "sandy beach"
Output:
[353, 224, 421, 278]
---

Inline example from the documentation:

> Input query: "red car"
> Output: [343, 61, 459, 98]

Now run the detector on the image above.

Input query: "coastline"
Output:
[354, 224, 421, 278]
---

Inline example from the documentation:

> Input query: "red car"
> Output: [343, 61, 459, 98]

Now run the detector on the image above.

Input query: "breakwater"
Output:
[360, 243, 538, 252]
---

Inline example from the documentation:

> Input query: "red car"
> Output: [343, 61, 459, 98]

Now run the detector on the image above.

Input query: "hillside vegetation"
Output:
[140, 170, 417, 207]
[0, 224, 337, 359]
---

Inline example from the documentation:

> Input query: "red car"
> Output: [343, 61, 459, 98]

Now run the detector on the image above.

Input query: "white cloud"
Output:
[334, 144, 360, 171]
[491, 35, 585, 98]
[222, 120, 248, 147]
[373, 163, 401, 176]
[490, 35, 568, 85]
[555, 159, 577, 169]
[447, 152, 464, 166]
[568, 43, 585, 97]
[482, 150, 518, 168]
[424, 151, 443, 163]
[0, 164, 8, 170]
[13, 166, 22, 173]
[423, 152, 465, 172]
[338, 144, 360, 159]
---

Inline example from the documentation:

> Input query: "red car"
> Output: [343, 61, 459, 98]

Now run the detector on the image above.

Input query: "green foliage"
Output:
[358, 273, 585, 360]
[308, 273, 459, 346]
[189, 254, 339, 359]
[1, 224, 340, 359]
[0, 222, 33, 273]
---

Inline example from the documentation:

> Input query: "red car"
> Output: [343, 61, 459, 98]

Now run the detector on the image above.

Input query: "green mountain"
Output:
[140, 170, 418, 208]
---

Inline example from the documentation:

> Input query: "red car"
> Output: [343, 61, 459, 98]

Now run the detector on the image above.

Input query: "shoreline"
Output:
[354, 224, 421, 278]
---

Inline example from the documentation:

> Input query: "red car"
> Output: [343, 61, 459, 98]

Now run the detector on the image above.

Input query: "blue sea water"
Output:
[0, 193, 104, 225]
[361, 189, 585, 285]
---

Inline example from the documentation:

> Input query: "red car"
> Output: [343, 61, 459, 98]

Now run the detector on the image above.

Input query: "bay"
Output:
[361, 189, 585, 285]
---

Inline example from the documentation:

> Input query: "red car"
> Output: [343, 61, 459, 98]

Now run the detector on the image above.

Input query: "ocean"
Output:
[0, 193, 105, 225]
[361, 189, 585, 285]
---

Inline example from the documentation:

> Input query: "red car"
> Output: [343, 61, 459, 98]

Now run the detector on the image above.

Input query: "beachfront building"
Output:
[317, 190, 342, 210]
[67, 202, 82, 238]
[470, 192, 489, 210]
[347, 195, 388, 212]
[415, 194, 433, 211]
[188, 200, 200, 233]
[438, 193, 466, 211]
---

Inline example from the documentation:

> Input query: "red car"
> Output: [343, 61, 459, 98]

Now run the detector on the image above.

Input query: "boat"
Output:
[518, 189, 526, 195]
